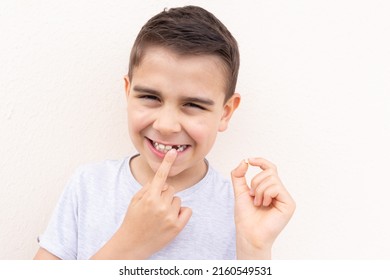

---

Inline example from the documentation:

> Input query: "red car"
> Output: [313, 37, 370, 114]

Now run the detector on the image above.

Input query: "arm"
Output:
[33, 248, 61, 260]
[231, 158, 296, 259]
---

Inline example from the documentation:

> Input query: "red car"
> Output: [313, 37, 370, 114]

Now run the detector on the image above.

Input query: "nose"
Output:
[152, 107, 181, 135]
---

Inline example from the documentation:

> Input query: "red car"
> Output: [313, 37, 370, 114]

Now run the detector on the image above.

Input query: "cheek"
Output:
[186, 117, 219, 145]
[127, 105, 151, 134]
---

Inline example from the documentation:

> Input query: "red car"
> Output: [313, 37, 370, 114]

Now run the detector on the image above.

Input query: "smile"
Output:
[149, 139, 189, 153]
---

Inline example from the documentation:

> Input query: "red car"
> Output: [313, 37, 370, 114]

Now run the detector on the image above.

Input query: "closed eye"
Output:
[139, 95, 160, 101]
[184, 103, 206, 110]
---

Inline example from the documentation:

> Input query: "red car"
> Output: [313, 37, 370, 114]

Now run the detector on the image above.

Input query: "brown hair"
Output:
[128, 5, 240, 102]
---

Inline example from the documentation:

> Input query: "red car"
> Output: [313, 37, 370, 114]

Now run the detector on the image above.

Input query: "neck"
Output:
[129, 154, 208, 193]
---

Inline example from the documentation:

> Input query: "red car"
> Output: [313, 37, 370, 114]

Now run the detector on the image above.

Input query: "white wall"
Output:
[1, 0, 389, 259]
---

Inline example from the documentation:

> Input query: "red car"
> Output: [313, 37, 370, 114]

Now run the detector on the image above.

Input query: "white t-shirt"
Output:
[39, 156, 236, 259]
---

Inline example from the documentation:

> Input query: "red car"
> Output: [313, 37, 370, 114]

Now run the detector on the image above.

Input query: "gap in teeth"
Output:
[153, 141, 187, 153]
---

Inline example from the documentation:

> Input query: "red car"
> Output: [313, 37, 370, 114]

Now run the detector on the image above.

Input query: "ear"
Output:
[124, 75, 131, 99]
[218, 93, 241, 132]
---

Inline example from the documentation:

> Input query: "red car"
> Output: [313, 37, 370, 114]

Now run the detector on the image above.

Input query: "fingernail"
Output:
[244, 159, 249, 164]
[167, 149, 177, 156]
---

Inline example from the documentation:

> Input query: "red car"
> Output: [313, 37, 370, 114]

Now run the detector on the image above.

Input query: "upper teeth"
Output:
[153, 141, 187, 153]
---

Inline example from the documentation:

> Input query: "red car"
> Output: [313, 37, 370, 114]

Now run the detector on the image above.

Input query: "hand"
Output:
[92, 149, 192, 259]
[231, 158, 295, 259]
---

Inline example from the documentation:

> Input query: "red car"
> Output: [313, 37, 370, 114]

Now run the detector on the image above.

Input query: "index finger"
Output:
[248, 157, 277, 171]
[150, 149, 178, 193]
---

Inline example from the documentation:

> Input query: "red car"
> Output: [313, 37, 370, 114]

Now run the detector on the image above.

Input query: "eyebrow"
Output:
[133, 85, 161, 95]
[133, 85, 215, 106]
[182, 97, 215, 106]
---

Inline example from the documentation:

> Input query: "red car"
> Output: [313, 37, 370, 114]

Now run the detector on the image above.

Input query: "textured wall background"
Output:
[1, 0, 389, 259]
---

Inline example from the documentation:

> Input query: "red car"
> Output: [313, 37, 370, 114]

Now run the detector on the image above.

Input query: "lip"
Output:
[145, 137, 190, 159]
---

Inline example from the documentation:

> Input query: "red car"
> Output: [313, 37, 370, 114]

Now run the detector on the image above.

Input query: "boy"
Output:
[34, 5, 295, 260]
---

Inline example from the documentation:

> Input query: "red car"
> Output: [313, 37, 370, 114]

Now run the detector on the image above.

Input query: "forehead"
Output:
[132, 46, 228, 100]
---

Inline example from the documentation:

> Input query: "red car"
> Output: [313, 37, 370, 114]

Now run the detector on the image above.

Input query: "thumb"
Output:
[231, 160, 250, 197]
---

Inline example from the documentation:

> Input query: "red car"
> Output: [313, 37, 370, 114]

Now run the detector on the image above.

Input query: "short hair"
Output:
[128, 5, 240, 102]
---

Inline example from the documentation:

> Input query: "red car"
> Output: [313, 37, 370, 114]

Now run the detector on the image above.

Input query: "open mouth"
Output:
[147, 138, 189, 153]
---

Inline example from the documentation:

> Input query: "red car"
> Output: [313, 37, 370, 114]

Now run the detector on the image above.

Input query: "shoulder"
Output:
[64, 156, 131, 196]
[71, 156, 130, 182]
[207, 165, 232, 188]
[202, 164, 234, 200]
[58, 156, 135, 214]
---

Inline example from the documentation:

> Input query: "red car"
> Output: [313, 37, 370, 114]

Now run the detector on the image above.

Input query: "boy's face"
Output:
[125, 46, 240, 181]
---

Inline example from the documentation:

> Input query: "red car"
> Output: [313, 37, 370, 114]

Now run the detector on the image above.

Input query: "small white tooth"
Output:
[158, 144, 165, 150]
[157, 145, 164, 152]
[165, 145, 172, 151]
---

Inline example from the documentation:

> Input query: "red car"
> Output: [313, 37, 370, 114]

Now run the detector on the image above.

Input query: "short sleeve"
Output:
[38, 169, 81, 260]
